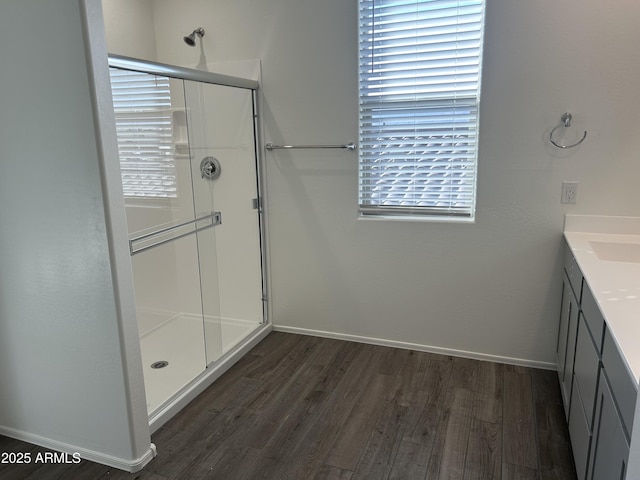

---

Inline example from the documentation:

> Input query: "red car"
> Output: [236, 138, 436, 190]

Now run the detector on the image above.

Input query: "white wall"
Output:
[102, 0, 157, 60]
[105, 0, 640, 366]
[0, 0, 151, 471]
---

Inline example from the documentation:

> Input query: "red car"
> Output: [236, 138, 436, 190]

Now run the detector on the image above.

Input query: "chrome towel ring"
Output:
[550, 112, 587, 149]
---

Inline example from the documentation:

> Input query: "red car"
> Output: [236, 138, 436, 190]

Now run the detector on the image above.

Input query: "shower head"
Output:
[184, 27, 205, 47]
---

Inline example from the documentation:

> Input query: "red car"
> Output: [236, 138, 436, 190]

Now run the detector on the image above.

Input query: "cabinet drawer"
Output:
[581, 283, 605, 354]
[573, 315, 601, 430]
[602, 329, 637, 438]
[568, 378, 591, 480]
[564, 241, 583, 300]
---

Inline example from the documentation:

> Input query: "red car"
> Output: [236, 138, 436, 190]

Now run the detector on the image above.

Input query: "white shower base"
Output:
[139, 313, 260, 414]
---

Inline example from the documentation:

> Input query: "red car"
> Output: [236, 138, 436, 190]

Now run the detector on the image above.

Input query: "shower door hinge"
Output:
[252, 197, 262, 211]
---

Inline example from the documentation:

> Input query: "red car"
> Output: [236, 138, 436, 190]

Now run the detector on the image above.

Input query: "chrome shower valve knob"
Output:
[200, 156, 221, 180]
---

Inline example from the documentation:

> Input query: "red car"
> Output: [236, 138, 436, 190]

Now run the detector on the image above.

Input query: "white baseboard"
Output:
[273, 325, 556, 371]
[148, 323, 272, 433]
[0, 425, 156, 473]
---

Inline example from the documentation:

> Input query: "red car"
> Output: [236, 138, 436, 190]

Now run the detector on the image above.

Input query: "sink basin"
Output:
[590, 241, 640, 263]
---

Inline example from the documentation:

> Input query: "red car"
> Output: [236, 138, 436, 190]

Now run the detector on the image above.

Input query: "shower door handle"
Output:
[129, 211, 222, 255]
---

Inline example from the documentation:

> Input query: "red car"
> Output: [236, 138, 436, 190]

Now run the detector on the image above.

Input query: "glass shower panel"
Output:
[184, 81, 264, 365]
[110, 68, 215, 413]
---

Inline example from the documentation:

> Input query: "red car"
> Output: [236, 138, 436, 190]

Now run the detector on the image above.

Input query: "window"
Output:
[358, 0, 485, 219]
[109, 68, 177, 198]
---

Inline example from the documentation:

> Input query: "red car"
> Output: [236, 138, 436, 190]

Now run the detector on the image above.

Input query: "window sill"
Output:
[357, 213, 475, 224]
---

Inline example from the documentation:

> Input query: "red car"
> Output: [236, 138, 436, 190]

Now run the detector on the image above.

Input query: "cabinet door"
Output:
[590, 373, 629, 480]
[557, 275, 579, 418]
[573, 314, 600, 430]
[568, 379, 591, 480]
[557, 276, 571, 382]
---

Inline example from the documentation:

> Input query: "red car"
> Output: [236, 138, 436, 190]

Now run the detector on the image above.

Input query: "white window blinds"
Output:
[109, 68, 177, 198]
[358, 0, 485, 218]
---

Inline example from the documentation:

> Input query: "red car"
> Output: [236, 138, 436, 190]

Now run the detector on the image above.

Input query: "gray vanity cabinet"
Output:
[558, 239, 637, 480]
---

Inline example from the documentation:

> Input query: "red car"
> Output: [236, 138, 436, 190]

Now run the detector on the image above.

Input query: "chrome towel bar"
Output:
[265, 142, 357, 151]
[550, 112, 587, 149]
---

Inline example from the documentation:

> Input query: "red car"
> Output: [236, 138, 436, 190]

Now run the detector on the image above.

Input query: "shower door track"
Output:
[129, 211, 222, 255]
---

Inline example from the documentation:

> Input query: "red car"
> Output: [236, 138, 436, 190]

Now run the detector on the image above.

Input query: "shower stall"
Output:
[108, 55, 268, 427]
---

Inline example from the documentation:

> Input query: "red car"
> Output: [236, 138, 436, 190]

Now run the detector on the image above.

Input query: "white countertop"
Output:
[564, 215, 640, 388]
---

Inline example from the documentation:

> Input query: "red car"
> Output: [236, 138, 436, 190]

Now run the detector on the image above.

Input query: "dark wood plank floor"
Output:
[0, 332, 577, 480]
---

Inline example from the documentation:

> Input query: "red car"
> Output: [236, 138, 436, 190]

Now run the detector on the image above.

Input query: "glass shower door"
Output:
[110, 69, 218, 413]
[110, 63, 264, 415]
[184, 80, 264, 366]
